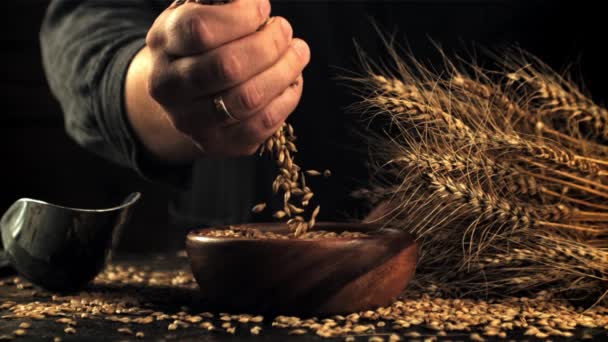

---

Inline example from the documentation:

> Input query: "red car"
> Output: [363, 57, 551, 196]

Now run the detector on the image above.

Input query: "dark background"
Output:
[1, 0, 607, 252]
[1, 1, 170, 252]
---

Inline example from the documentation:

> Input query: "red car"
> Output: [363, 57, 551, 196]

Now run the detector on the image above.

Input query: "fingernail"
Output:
[293, 40, 309, 58]
[265, 16, 276, 26]
[257, 16, 273, 32]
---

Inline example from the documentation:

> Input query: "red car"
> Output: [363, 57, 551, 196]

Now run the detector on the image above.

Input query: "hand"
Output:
[144, 0, 309, 157]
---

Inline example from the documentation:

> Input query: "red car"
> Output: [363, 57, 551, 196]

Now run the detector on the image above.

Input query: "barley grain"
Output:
[117, 327, 133, 335]
[388, 334, 401, 342]
[273, 210, 287, 219]
[251, 203, 266, 213]
[470, 333, 485, 341]
[200, 322, 215, 331]
[289, 329, 307, 335]
[250, 326, 262, 335]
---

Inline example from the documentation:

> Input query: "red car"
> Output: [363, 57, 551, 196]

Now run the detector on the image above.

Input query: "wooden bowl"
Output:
[185, 222, 417, 315]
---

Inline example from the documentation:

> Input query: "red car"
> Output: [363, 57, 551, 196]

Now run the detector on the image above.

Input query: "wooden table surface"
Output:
[1, 255, 607, 341]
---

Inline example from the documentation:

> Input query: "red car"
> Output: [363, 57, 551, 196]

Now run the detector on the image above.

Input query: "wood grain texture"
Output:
[186, 222, 417, 315]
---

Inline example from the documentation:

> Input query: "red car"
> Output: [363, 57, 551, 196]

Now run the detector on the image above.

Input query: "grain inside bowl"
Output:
[199, 227, 370, 239]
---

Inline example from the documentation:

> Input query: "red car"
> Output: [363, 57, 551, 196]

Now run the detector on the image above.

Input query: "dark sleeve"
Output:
[40, 0, 191, 186]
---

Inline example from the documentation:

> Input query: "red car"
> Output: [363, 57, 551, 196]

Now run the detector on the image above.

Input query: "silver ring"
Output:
[174, 0, 230, 6]
[214, 96, 238, 121]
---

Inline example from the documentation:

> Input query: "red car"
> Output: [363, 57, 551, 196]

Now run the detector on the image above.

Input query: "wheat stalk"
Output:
[349, 44, 608, 304]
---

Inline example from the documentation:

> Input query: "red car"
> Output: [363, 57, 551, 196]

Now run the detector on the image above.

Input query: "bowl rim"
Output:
[186, 221, 410, 244]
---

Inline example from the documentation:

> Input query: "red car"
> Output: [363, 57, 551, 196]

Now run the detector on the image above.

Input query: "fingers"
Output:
[150, 0, 271, 56]
[220, 38, 310, 121]
[225, 75, 304, 156]
[144, 0, 310, 158]
[171, 16, 293, 95]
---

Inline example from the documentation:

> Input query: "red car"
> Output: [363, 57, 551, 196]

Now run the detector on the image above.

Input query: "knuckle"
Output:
[260, 106, 278, 130]
[183, 15, 200, 45]
[237, 82, 264, 112]
[215, 53, 242, 84]
[164, 11, 183, 40]
[166, 11, 212, 50]
[145, 30, 164, 50]
[194, 17, 214, 48]
[178, 61, 200, 88]
[239, 0, 270, 23]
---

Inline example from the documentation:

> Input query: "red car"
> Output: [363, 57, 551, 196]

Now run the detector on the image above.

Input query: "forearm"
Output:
[40, 0, 161, 168]
[41, 0, 197, 187]
[125, 46, 202, 164]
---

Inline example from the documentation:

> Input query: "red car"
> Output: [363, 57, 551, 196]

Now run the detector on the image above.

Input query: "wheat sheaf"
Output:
[349, 45, 608, 305]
